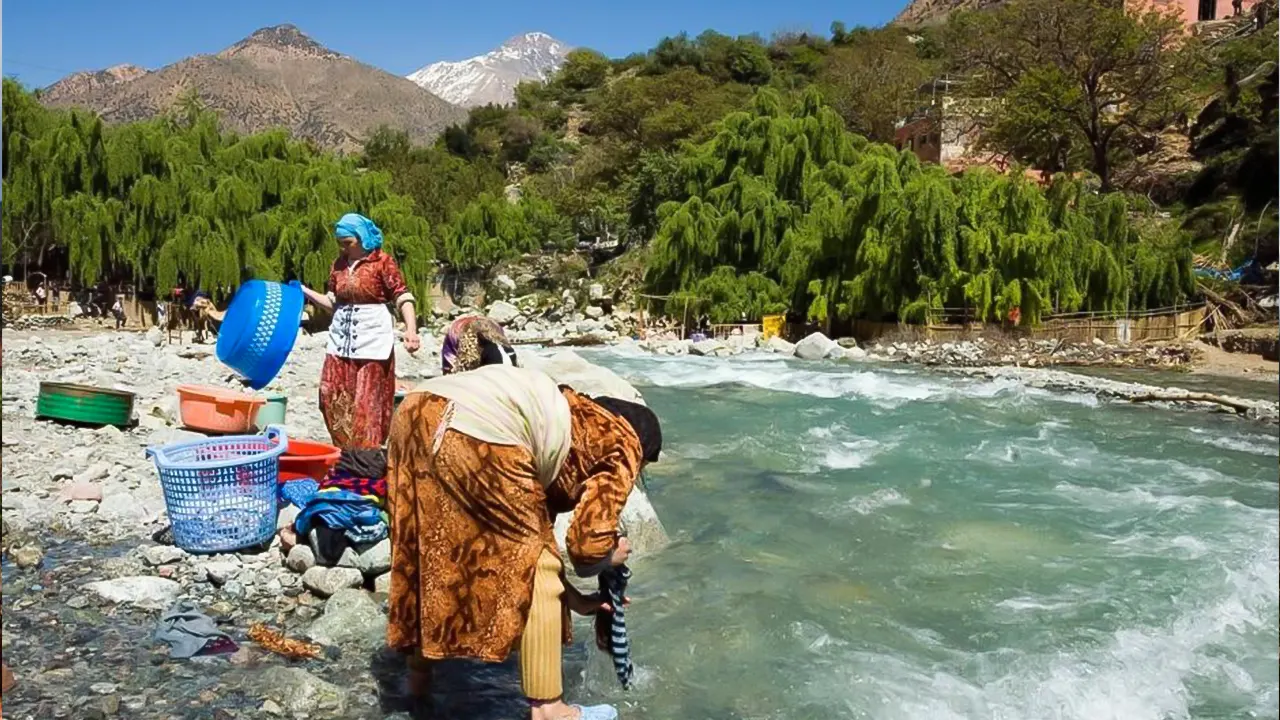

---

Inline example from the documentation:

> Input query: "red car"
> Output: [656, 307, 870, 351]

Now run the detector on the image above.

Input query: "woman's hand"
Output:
[565, 587, 630, 616]
[609, 536, 631, 567]
[403, 331, 421, 354]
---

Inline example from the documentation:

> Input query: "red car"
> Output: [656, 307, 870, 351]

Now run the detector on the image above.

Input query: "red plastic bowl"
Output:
[278, 439, 341, 482]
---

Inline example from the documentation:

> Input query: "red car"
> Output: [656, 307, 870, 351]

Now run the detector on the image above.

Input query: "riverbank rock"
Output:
[84, 576, 181, 610]
[258, 667, 348, 718]
[306, 589, 386, 651]
[795, 332, 840, 361]
[301, 566, 363, 598]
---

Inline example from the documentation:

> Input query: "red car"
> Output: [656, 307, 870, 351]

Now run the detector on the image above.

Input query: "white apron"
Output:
[326, 303, 395, 360]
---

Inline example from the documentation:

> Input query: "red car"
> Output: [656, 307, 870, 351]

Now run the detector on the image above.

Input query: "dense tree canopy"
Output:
[2, 79, 434, 300]
[645, 88, 1194, 325]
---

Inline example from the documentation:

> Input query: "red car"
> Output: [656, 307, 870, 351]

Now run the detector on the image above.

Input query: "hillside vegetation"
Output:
[4, 0, 1274, 326]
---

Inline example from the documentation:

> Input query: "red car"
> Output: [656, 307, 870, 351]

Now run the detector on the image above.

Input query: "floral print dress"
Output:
[318, 249, 413, 449]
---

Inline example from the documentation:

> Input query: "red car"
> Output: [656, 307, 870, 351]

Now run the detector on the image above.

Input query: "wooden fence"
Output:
[832, 304, 1209, 345]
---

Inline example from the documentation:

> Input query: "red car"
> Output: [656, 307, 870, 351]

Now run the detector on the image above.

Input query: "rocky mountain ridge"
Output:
[40, 24, 466, 153]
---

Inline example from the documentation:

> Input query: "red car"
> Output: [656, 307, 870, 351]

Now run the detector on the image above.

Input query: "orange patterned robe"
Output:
[385, 387, 642, 662]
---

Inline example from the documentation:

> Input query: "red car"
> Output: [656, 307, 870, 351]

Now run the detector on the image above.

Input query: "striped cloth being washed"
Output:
[595, 564, 634, 689]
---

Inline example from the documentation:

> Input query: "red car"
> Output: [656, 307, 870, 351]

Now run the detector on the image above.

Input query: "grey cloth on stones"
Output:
[154, 601, 232, 659]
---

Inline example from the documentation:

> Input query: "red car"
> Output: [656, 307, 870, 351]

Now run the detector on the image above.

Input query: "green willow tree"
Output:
[2, 79, 434, 301]
[645, 87, 1194, 325]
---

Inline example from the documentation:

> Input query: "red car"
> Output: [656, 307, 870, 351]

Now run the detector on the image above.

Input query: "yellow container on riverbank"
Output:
[762, 314, 785, 340]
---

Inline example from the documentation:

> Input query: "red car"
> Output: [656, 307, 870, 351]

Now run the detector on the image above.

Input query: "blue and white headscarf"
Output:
[334, 213, 384, 252]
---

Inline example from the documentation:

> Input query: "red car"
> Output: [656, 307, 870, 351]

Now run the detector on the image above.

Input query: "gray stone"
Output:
[73, 462, 111, 484]
[353, 539, 391, 577]
[765, 335, 797, 354]
[199, 559, 241, 586]
[840, 346, 869, 361]
[69, 500, 100, 514]
[520, 350, 643, 403]
[142, 546, 187, 566]
[301, 566, 363, 598]
[690, 339, 725, 357]
[836, 337, 859, 348]
[584, 305, 605, 319]
[306, 589, 385, 650]
[96, 492, 152, 523]
[258, 667, 347, 718]
[485, 300, 521, 324]
[794, 332, 839, 361]
[588, 283, 605, 300]
[373, 573, 391, 594]
[84, 576, 180, 610]
[277, 504, 300, 531]
[145, 327, 164, 347]
[286, 545, 317, 574]
[494, 274, 517, 292]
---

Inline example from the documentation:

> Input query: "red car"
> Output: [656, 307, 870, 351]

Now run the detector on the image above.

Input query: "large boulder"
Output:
[485, 300, 521, 325]
[520, 351, 668, 559]
[794, 332, 840, 361]
[306, 589, 385, 651]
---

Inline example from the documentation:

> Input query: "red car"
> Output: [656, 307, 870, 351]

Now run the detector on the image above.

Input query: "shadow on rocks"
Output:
[370, 647, 528, 720]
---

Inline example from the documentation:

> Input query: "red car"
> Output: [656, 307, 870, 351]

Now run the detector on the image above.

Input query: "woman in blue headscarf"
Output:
[299, 213, 420, 449]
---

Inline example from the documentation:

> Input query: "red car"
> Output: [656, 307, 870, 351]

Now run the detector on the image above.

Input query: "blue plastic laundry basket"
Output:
[146, 425, 289, 554]
[216, 280, 306, 390]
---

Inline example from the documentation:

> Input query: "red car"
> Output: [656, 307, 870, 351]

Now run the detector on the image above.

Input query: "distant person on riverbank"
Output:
[298, 212, 420, 450]
[111, 296, 126, 329]
[384, 338, 662, 720]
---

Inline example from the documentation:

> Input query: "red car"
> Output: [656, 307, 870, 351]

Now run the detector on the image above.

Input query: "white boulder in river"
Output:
[520, 350, 669, 560]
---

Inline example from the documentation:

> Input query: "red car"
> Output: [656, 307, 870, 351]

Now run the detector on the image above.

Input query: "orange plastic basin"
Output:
[176, 384, 267, 434]
[279, 439, 342, 482]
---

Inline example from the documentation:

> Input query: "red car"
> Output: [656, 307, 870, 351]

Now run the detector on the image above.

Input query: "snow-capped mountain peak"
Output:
[407, 32, 571, 108]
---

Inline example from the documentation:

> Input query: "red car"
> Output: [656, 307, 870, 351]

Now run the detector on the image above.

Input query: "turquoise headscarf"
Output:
[334, 213, 384, 252]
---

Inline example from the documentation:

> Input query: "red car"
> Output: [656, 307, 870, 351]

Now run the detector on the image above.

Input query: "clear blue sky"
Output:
[3, 0, 904, 89]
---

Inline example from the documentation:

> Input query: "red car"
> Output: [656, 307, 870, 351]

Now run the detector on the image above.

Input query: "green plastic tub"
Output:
[37, 382, 136, 428]
[255, 393, 288, 430]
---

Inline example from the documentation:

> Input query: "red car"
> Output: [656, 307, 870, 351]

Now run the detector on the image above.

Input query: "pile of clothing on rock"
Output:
[281, 448, 388, 563]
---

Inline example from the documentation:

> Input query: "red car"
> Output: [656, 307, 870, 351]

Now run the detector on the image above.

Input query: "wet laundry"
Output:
[154, 601, 238, 659]
[597, 565, 634, 690]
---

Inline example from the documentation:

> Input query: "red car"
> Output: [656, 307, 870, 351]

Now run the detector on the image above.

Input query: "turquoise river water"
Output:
[563, 349, 1279, 720]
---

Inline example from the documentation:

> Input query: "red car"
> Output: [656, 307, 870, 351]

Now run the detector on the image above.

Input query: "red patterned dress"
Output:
[318, 249, 414, 449]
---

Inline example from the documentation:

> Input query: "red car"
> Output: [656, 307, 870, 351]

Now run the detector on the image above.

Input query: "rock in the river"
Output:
[794, 332, 840, 361]
[10, 544, 43, 569]
[286, 544, 316, 573]
[306, 589, 385, 650]
[84, 576, 180, 610]
[301, 566, 363, 597]
[764, 336, 796, 355]
[258, 667, 347, 718]
[486, 301, 521, 324]
[839, 346, 868, 361]
[522, 350, 643, 403]
[690, 339, 725, 357]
